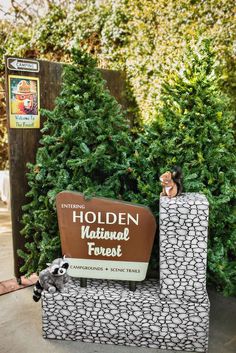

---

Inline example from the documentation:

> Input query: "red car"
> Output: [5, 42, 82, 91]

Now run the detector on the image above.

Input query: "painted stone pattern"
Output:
[42, 280, 209, 351]
[42, 193, 210, 352]
[160, 193, 209, 302]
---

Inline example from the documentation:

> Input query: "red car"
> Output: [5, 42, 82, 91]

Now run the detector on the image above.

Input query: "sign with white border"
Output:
[7, 58, 40, 73]
[56, 191, 157, 281]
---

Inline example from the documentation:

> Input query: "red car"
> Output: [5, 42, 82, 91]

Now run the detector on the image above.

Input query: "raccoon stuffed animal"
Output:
[33, 256, 70, 302]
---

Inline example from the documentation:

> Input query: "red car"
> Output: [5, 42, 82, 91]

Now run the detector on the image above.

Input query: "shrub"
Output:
[19, 48, 135, 274]
[135, 39, 236, 295]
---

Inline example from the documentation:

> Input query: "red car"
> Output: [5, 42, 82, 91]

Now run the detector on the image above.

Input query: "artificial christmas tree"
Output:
[19, 48, 135, 275]
[136, 39, 236, 295]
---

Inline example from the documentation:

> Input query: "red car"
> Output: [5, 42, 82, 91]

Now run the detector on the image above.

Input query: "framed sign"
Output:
[56, 192, 157, 281]
[8, 75, 40, 128]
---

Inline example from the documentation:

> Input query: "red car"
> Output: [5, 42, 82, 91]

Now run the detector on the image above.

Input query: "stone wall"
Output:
[42, 193, 210, 352]
[159, 193, 209, 302]
[42, 279, 209, 352]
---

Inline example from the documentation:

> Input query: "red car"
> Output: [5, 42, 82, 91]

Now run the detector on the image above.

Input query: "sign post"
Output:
[56, 191, 156, 283]
[5, 56, 63, 280]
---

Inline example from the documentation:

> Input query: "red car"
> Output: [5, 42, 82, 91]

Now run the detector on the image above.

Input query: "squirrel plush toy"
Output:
[33, 256, 70, 302]
[160, 166, 183, 198]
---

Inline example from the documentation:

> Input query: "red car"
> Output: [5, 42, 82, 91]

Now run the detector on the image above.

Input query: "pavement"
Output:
[0, 200, 13, 281]
[0, 201, 236, 353]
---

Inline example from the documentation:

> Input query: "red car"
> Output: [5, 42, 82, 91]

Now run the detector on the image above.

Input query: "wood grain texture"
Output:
[5, 56, 127, 278]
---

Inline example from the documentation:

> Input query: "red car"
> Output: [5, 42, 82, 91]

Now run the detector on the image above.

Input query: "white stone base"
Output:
[42, 279, 209, 352]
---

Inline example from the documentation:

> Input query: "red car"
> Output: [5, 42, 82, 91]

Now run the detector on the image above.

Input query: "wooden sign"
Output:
[56, 191, 156, 281]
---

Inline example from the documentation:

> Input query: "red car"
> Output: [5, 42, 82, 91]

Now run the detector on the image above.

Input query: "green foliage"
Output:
[0, 20, 32, 72]
[134, 39, 236, 295]
[1, 0, 235, 110]
[1, 1, 235, 294]
[19, 48, 135, 274]
[97, 0, 236, 120]
[32, 5, 73, 57]
[1, 0, 235, 165]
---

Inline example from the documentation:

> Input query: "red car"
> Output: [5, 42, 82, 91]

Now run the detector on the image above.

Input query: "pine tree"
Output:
[19, 48, 135, 275]
[135, 39, 236, 295]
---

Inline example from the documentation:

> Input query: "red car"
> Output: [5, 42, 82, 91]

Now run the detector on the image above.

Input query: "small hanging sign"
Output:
[8, 75, 40, 128]
[7, 58, 40, 73]
[56, 192, 157, 281]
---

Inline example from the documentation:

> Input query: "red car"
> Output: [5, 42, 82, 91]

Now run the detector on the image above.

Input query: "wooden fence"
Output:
[5, 56, 128, 280]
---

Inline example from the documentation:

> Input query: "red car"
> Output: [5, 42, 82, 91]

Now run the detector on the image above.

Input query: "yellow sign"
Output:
[8, 75, 40, 128]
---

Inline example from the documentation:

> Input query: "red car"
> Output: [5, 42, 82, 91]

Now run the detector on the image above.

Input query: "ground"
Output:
[0, 200, 13, 281]
[0, 201, 235, 353]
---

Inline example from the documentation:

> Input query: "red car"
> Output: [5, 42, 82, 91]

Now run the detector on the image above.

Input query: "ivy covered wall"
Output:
[1, 0, 235, 117]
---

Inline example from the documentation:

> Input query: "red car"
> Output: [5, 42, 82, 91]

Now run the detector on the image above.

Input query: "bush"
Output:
[19, 48, 136, 274]
[98, 0, 236, 120]
[134, 39, 236, 295]
[1, 2, 235, 294]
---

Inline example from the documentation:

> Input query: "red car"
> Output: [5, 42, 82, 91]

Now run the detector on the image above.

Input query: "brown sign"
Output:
[56, 191, 156, 281]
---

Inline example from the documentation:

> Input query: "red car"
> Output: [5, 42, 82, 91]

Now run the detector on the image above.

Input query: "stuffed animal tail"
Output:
[33, 280, 43, 302]
[172, 166, 183, 195]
